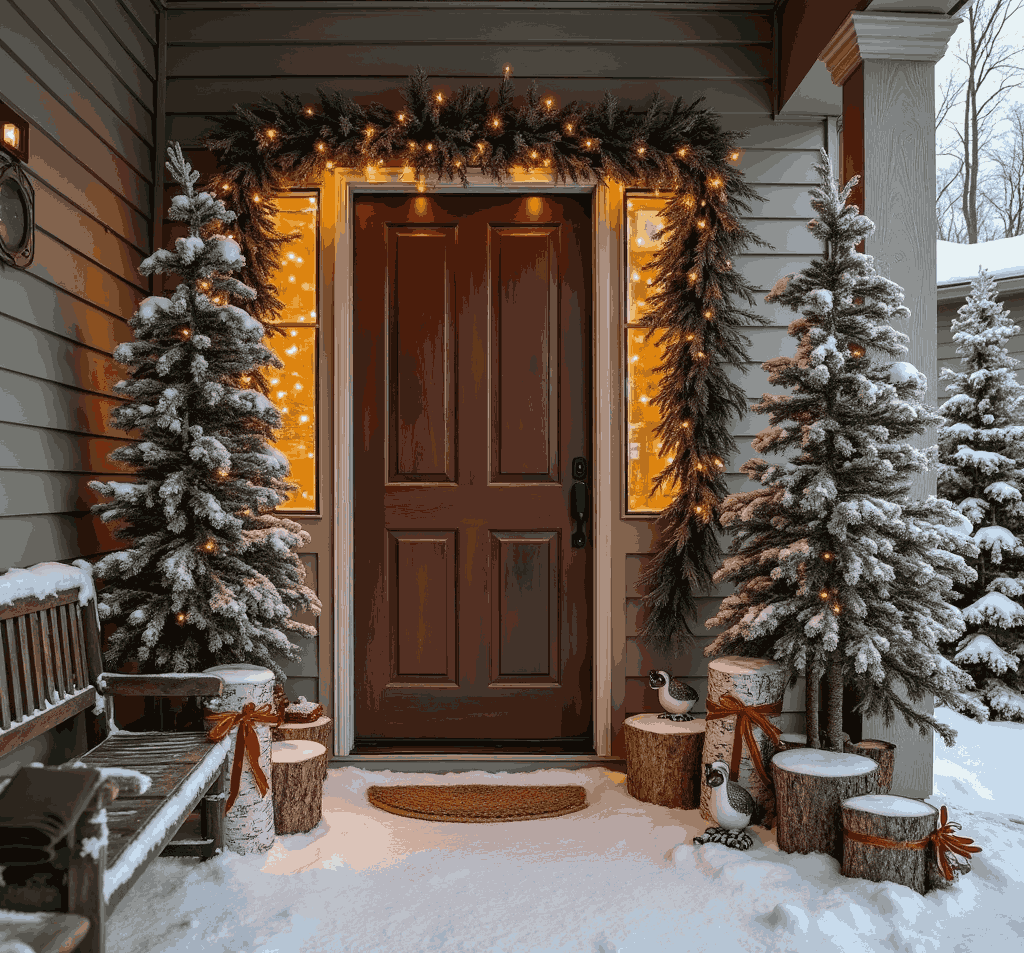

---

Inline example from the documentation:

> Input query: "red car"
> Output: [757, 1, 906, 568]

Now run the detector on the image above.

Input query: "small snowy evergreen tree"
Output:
[937, 267, 1024, 722]
[89, 143, 320, 679]
[705, 150, 977, 749]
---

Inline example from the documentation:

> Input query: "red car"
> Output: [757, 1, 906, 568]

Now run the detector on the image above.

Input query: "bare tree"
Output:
[936, 0, 1024, 243]
[980, 101, 1024, 237]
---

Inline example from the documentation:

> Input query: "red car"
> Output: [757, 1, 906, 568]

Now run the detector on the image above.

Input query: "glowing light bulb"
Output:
[426, 143, 433, 151]
[823, 552, 834, 561]
[832, 604, 841, 615]
[631, 270, 640, 282]
[678, 147, 688, 157]
[565, 123, 573, 134]
[637, 145, 646, 155]
[631, 355, 639, 363]
[730, 151, 739, 160]
[639, 395, 648, 404]
[203, 540, 216, 552]
[216, 468, 229, 479]
[436, 93, 443, 102]
[266, 128, 276, 138]
[686, 333, 695, 341]
[682, 420, 690, 429]
[305, 107, 314, 116]
[180, 328, 191, 339]
[492, 118, 500, 128]
[176, 613, 187, 623]
[820, 590, 829, 600]
[545, 98, 553, 108]
[287, 252, 295, 260]
[695, 506, 704, 514]
[299, 414, 309, 423]
[316, 142, 325, 152]
[585, 139, 592, 148]
[704, 310, 713, 319]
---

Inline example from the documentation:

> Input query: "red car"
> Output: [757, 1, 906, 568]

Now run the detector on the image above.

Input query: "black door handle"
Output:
[571, 481, 587, 548]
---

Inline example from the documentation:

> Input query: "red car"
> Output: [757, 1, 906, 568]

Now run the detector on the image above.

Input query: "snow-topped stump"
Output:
[842, 739, 896, 794]
[772, 748, 877, 862]
[271, 740, 327, 834]
[700, 657, 787, 828]
[203, 665, 277, 854]
[624, 715, 705, 810]
[841, 795, 939, 894]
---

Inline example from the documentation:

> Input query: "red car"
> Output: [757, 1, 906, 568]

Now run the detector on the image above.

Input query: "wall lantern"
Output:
[0, 100, 33, 268]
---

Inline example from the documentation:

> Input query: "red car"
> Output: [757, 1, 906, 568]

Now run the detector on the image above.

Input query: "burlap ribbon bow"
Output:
[205, 702, 282, 812]
[703, 692, 784, 792]
[844, 805, 982, 882]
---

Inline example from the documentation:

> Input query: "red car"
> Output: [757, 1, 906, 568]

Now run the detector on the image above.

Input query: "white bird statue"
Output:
[648, 670, 699, 721]
[693, 760, 756, 850]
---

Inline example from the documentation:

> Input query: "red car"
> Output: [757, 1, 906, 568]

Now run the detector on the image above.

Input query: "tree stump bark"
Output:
[840, 794, 938, 894]
[624, 715, 705, 809]
[271, 716, 333, 781]
[772, 748, 878, 862]
[700, 656, 787, 827]
[844, 739, 896, 794]
[271, 740, 327, 835]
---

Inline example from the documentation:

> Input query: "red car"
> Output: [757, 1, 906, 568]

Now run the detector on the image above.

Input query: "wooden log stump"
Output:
[772, 748, 878, 862]
[624, 715, 705, 809]
[701, 656, 787, 827]
[271, 740, 327, 835]
[843, 739, 896, 794]
[840, 795, 939, 894]
[272, 716, 333, 781]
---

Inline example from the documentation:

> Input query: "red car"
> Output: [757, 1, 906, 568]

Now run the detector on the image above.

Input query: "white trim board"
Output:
[329, 167, 619, 760]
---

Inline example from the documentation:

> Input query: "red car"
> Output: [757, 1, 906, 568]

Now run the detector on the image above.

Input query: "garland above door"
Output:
[202, 67, 772, 652]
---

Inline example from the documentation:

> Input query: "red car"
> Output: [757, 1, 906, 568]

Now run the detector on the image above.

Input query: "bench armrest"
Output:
[98, 673, 225, 698]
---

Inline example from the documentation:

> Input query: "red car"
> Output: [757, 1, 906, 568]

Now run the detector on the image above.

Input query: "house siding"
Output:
[938, 284, 1024, 384]
[0, 0, 161, 773]
[162, 1, 830, 758]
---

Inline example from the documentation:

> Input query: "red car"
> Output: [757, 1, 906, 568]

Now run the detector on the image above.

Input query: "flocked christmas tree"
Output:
[705, 150, 977, 749]
[937, 267, 1024, 722]
[89, 143, 320, 679]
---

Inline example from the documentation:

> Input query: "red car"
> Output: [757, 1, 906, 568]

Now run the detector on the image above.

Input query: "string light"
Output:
[686, 333, 695, 341]
[565, 123, 574, 134]
[326, 161, 333, 169]
[216, 468, 229, 479]
[253, 195, 261, 203]
[820, 590, 829, 600]
[435, 92, 443, 102]
[179, 328, 191, 340]
[305, 107, 314, 116]
[704, 309, 713, 319]
[426, 143, 433, 151]
[545, 98, 554, 108]
[176, 612, 187, 624]
[504, 64, 512, 74]
[203, 540, 216, 552]
[240, 375, 251, 385]
[637, 145, 646, 155]
[398, 113, 405, 122]
[823, 552, 834, 561]
[365, 126, 374, 137]
[709, 177, 722, 188]
[585, 139, 593, 148]
[832, 604, 841, 615]
[697, 219, 706, 229]
[730, 150, 740, 161]
[678, 146, 688, 158]
[265, 128, 276, 139]
[849, 343, 866, 358]
[682, 420, 691, 429]
[492, 118, 501, 128]
[531, 151, 538, 159]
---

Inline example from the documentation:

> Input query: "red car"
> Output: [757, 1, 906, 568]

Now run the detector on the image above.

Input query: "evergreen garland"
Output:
[202, 68, 772, 651]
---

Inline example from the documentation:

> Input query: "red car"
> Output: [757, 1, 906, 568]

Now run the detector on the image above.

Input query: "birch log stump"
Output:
[700, 657, 787, 827]
[840, 795, 938, 894]
[844, 740, 897, 794]
[624, 715, 705, 809]
[271, 741, 327, 834]
[772, 748, 878, 862]
[203, 664, 277, 854]
[272, 716, 333, 781]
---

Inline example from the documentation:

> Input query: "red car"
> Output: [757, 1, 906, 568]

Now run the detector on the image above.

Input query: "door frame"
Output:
[328, 167, 621, 759]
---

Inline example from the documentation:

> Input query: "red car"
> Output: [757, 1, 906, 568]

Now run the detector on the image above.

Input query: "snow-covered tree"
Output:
[705, 149, 978, 749]
[89, 143, 320, 679]
[938, 267, 1024, 721]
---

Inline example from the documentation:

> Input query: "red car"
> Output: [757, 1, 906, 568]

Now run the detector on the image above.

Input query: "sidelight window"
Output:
[625, 194, 673, 514]
[266, 192, 320, 512]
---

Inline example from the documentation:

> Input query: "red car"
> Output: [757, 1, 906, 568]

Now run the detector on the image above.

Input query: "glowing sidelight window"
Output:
[625, 194, 674, 514]
[267, 192, 319, 512]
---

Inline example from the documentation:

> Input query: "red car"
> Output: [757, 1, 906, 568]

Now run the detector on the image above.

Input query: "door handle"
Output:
[570, 481, 588, 548]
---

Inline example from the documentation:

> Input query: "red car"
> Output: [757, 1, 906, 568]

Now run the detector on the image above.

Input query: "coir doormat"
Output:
[366, 784, 588, 822]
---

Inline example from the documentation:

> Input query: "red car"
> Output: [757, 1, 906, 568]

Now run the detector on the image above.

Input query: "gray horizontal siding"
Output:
[0, 0, 159, 572]
[938, 288, 1024, 384]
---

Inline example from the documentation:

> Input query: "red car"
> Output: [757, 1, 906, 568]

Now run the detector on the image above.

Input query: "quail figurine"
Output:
[648, 670, 699, 722]
[693, 760, 756, 850]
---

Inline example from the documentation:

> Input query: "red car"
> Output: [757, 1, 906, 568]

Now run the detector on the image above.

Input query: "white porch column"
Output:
[820, 11, 960, 799]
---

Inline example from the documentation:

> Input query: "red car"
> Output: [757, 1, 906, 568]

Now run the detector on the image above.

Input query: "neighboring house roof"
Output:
[937, 236, 1024, 303]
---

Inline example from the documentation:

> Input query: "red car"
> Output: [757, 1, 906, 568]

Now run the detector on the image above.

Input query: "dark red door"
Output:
[353, 193, 593, 751]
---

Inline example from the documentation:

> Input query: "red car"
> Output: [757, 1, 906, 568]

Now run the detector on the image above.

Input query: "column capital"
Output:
[819, 12, 959, 87]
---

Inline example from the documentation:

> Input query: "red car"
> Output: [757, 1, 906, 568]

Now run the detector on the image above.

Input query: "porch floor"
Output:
[105, 707, 1020, 953]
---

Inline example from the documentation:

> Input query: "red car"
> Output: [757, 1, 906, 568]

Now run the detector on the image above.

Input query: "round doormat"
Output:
[366, 784, 588, 822]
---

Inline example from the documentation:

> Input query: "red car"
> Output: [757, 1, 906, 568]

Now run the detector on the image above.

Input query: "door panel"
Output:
[353, 193, 592, 751]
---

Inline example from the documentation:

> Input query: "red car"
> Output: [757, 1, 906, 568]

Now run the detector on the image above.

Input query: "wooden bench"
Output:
[0, 576, 231, 953]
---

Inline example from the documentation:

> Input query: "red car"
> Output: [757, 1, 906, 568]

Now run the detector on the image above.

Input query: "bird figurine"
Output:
[648, 670, 699, 722]
[693, 760, 756, 850]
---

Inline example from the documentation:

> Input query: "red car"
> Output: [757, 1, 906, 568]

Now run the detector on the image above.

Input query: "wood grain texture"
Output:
[271, 740, 327, 834]
[844, 739, 896, 794]
[773, 750, 878, 861]
[840, 796, 938, 894]
[271, 716, 332, 780]
[624, 714, 705, 809]
[0, 912, 91, 953]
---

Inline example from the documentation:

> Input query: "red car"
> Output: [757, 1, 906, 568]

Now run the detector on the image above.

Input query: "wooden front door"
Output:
[353, 193, 593, 752]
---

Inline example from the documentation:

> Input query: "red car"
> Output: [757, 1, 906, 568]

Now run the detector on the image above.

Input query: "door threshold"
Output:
[330, 753, 627, 774]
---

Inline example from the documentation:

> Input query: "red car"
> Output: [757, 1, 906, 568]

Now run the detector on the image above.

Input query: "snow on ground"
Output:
[938, 236, 1024, 286]
[108, 707, 1024, 953]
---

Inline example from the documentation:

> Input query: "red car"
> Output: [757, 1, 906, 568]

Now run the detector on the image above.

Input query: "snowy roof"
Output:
[938, 236, 1024, 287]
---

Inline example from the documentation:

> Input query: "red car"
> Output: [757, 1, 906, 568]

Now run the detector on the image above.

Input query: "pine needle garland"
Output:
[202, 68, 772, 652]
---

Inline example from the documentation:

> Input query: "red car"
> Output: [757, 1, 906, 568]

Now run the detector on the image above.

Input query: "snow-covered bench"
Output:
[0, 563, 230, 953]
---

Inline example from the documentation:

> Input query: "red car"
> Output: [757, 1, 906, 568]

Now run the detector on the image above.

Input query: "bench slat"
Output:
[0, 686, 97, 760]
[0, 621, 11, 730]
[30, 612, 54, 706]
[2, 619, 24, 723]
[46, 607, 68, 701]
[16, 615, 39, 716]
[62, 603, 86, 690]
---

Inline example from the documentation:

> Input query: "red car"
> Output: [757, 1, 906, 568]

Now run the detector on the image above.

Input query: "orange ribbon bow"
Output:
[844, 805, 982, 882]
[205, 701, 282, 813]
[704, 692, 784, 792]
